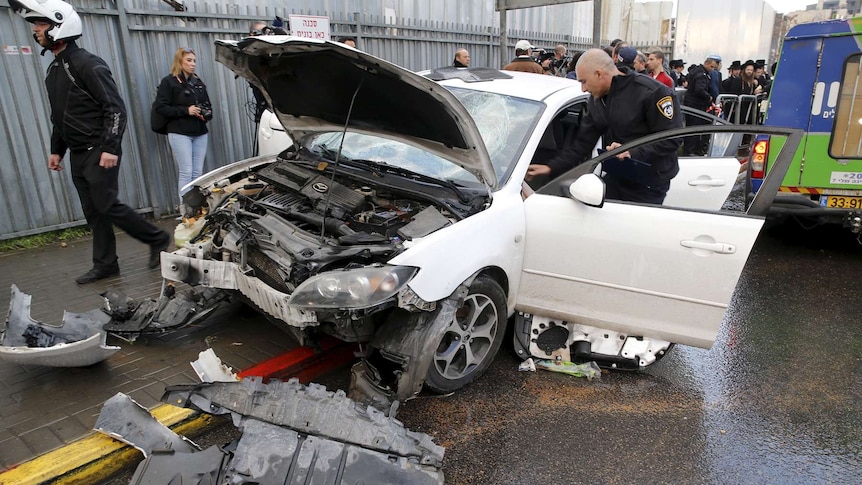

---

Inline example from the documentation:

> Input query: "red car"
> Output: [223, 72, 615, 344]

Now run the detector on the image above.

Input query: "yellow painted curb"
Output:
[0, 404, 221, 485]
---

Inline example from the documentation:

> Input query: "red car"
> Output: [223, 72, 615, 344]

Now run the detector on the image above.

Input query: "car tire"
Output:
[424, 276, 507, 393]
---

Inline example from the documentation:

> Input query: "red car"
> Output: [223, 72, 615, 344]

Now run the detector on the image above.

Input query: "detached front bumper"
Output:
[160, 252, 318, 328]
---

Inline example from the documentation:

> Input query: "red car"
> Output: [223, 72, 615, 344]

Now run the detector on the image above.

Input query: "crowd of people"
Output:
[489, 37, 774, 125]
[493, 38, 774, 201]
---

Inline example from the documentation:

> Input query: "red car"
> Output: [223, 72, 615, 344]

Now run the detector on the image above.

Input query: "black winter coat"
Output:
[154, 73, 211, 136]
[684, 65, 712, 109]
[546, 72, 683, 183]
[46, 42, 126, 156]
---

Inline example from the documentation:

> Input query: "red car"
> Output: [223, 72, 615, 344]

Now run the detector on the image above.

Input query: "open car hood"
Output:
[215, 37, 496, 188]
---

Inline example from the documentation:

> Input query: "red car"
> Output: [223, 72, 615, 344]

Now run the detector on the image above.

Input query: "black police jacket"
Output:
[46, 42, 126, 156]
[546, 72, 682, 183]
[154, 73, 211, 137]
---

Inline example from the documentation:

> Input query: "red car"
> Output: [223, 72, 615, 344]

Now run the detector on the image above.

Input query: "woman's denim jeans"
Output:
[168, 133, 208, 198]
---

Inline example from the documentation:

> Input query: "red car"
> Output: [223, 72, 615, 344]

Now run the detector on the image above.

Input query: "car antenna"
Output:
[320, 74, 365, 243]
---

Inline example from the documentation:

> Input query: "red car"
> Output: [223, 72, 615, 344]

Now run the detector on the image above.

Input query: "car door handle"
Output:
[687, 179, 726, 187]
[680, 240, 737, 254]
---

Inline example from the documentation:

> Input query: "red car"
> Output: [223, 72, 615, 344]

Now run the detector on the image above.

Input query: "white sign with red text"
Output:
[289, 15, 331, 41]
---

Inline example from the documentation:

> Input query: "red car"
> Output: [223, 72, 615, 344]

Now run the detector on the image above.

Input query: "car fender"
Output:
[388, 183, 525, 307]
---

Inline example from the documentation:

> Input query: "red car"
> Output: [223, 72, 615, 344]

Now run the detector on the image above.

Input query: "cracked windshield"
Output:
[306, 87, 542, 185]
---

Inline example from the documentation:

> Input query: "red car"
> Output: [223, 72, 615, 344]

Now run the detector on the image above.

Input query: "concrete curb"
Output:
[0, 405, 217, 485]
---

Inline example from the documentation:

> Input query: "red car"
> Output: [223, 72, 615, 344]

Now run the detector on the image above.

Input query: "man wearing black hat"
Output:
[721, 60, 741, 93]
[722, 60, 761, 123]
[669, 59, 686, 87]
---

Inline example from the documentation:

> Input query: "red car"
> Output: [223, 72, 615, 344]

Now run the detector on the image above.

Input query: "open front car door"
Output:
[515, 126, 803, 369]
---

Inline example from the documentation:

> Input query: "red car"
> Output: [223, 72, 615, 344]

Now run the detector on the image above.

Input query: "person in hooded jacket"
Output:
[10, 0, 170, 284]
[154, 47, 213, 201]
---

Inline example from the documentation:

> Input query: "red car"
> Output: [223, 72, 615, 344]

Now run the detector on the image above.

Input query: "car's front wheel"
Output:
[424, 276, 507, 393]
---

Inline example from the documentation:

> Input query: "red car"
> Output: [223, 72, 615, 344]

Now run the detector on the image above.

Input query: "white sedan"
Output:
[163, 37, 800, 409]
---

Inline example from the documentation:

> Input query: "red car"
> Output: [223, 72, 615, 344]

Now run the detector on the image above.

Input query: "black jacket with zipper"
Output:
[46, 42, 126, 156]
[154, 73, 211, 136]
[546, 72, 682, 182]
[684, 64, 712, 110]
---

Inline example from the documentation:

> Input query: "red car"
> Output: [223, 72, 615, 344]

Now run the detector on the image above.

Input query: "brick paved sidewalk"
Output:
[0, 220, 299, 469]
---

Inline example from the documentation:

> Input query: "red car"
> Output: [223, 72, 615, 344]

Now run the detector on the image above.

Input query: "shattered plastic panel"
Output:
[109, 375, 444, 484]
[94, 392, 199, 457]
[0, 285, 119, 367]
[225, 418, 443, 485]
[161, 377, 444, 467]
[130, 445, 227, 485]
[102, 286, 235, 336]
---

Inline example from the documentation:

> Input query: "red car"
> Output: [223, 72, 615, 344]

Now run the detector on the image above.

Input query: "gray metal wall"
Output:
[0, 0, 666, 239]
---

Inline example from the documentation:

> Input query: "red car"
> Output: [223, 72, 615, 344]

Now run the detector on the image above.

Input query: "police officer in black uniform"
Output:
[11, 0, 170, 284]
[527, 48, 683, 204]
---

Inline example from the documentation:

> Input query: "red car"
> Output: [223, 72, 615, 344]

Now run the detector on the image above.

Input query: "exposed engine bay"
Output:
[172, 152, 488, 339]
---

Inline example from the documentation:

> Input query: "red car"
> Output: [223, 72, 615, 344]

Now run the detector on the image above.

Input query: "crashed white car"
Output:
[161, 37, 799, 408]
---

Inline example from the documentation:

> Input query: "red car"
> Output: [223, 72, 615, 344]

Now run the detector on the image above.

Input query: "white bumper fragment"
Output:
[160, 253, 317, 328]
[1, 285, 120, 367]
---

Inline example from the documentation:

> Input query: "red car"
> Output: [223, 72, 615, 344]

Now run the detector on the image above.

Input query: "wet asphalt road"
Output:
[103, 220, 862, 485]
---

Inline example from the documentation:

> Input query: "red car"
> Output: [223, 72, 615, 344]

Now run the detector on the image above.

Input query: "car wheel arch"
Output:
[349, 270, 509, 408]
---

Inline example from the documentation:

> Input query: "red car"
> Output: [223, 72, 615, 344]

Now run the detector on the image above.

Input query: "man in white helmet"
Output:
[10, 0, 170, 284]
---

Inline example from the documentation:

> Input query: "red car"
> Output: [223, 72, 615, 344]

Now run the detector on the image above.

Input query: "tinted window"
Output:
[829, 53, 862, 159]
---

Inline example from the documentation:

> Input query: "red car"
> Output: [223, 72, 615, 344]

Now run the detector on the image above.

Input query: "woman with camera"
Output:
[154, 47, 212, 200]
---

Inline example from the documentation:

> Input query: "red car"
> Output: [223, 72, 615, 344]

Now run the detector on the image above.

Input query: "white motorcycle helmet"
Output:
[9, 0, 83, 43]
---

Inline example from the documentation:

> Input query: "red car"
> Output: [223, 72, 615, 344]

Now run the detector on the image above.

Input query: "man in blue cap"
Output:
[706, 54, 722, 101]
[682, 55, 721, 156]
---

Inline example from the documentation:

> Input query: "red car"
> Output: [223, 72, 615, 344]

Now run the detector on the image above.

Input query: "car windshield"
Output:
[449, 87, 543, 183]
[304, 88, 543, 187]
[306, 132, 479, 185]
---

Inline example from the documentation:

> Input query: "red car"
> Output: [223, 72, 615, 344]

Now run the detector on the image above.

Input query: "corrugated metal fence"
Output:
[0, 0, 665, 239]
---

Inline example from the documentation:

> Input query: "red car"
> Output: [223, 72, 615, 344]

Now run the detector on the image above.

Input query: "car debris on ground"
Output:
[93, 349, 445, 484]
[1, 285, 120, 367]
[0, 284, 236, 367]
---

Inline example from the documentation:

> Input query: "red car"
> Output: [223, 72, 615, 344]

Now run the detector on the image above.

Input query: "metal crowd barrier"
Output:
[716, 93, 766, 125]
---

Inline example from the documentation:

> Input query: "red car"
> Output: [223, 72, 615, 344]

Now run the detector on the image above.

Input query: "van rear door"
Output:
[765, 34, 822, 187]
[799, 34, 862, 190]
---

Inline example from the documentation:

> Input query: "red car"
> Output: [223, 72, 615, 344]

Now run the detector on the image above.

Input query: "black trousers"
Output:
[69, 148, 165, 272]
[682, 111, 711, 156]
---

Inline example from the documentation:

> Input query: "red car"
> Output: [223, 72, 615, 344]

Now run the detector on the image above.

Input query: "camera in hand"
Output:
[534, 49, 555, 64]
[199, 103, 213, 121]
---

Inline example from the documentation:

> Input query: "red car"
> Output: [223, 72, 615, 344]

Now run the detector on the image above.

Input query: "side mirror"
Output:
[568, 173, 605, 208]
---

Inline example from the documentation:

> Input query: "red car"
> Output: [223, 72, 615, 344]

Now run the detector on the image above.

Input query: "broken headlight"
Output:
[288, 266, 417, 309]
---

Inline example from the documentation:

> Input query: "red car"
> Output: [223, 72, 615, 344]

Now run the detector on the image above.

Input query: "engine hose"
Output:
[288, 209, 355, 236]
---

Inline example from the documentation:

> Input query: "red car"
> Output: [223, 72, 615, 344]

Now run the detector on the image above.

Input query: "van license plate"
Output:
[819, 196, 862, 209]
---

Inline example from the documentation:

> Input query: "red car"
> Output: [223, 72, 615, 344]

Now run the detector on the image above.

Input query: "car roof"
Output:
[423, 67, 584, 102]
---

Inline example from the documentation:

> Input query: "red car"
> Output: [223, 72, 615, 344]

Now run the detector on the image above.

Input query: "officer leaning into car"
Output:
[526, 49, 683, 204]
[10, 0, 170, 284]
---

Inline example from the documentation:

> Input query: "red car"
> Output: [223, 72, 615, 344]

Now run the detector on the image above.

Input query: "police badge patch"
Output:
[657, 96, 674, 119]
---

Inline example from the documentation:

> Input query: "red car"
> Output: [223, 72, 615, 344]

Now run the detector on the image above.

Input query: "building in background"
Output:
[675, 0, 776, 79]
